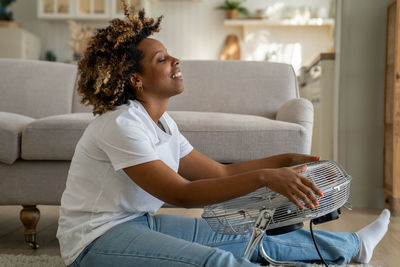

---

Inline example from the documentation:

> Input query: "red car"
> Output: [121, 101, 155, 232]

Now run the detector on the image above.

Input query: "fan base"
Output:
[266, 222, 304, 236]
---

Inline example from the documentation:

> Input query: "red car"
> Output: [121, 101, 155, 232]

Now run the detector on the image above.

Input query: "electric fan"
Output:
[202, 160, 352, 266]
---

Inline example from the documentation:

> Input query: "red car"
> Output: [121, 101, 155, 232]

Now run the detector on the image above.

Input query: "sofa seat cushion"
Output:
[168, 111, 308, 163]
[0, 112, 34, 164]
[20, 111, 307, 163]
[21, 113, 95, 160]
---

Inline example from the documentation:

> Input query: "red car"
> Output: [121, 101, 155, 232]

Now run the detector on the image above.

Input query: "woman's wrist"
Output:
[258, 168, 275, 188]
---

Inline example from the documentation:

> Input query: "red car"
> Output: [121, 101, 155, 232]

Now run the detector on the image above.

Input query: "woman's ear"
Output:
[130, 74, 143, 93]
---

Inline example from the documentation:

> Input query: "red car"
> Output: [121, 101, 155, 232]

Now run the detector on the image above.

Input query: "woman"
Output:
[57, 5, 390, 267]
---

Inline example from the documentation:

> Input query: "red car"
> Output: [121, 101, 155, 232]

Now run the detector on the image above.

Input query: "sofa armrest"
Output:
[276, 98, 314, 128]
[0, 112, 34, 164]
[276, 98, 314, 153]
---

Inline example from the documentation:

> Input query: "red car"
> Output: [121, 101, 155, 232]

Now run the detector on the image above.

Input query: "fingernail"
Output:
[310, 204, 315, 209]
[315, 201, 319, 206]
[316, 156, 321, 161]
[301, 206, 305, 210]
[319, 192, 324, 197]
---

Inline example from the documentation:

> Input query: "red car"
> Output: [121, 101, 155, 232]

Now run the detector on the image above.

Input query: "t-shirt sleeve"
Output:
[179, 131, 193, 159]
[96, 117, 159, 171]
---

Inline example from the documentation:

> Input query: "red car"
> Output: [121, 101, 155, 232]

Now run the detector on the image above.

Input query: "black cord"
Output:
[310, 220, 329, 267]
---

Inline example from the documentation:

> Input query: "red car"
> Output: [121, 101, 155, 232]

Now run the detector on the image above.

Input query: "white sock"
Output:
[353, 209, 390, 263]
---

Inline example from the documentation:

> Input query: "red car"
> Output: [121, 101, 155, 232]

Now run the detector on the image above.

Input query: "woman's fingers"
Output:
[291, 169, 322, 208]
[303, 155, 320, 162]
[292, 165, 307, 173]
[288, 153, 321, 166]
[287, 193, 305, 210]
[291, 188, 314, 208]
[300, 176, 323, 196]
[296, 182, 318, 206]
[292, 165, 324, 198]
[271, 166, 324, 209]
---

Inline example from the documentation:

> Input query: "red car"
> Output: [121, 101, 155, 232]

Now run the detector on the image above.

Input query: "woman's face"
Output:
[135, 38, 183, 99]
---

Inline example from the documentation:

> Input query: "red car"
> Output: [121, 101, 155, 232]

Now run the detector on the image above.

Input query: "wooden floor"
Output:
[0, 206, 398, 266]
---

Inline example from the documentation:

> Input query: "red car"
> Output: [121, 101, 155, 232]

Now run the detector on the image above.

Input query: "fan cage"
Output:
[202, 160, 351, 235]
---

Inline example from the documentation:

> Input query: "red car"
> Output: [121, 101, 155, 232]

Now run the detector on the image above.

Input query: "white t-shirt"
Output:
[56, 100, 193, 265]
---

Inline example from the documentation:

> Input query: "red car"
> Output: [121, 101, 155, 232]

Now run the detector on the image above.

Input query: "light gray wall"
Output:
[336, 0, 391, 208]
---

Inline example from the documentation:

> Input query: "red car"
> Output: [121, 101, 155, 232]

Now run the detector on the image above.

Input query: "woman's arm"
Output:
[178, 149, 227, 180]
[178, 149, 320, 180]
[224, 153, 320, 176]
[124, 160, 321, 209]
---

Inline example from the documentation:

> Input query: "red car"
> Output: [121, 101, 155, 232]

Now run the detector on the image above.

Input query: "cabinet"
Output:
[299, 53, 335, 160]
[37, 0, 142, 19]
[223, 18, 334, 42]
[0, 28, 41, 59]
[224, 18, 334, 71]
[383, 0, 400, 216]
[224, 18, 335, 27]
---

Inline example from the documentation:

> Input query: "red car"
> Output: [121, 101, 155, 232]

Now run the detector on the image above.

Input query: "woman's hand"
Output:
[264, 165, 323, 210]
[284, 153, 320, 167]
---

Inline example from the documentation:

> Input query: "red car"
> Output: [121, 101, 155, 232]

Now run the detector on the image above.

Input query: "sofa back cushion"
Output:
[72, 79, 93, 113]
[0, 59, 77, 118]
[72, 60, 299, 118]
[167, 60, 299, 119]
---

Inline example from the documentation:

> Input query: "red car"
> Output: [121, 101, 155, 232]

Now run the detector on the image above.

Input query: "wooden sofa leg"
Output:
[20, 205, 40, 249]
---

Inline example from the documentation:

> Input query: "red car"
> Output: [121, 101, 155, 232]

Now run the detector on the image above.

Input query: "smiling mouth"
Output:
[171, 71, 183, 79]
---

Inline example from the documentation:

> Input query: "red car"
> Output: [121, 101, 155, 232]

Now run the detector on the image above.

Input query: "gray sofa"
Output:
[0, 59, 313, 248]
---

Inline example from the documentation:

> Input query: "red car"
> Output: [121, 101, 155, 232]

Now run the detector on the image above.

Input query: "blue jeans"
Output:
[70, 213, 360, 267]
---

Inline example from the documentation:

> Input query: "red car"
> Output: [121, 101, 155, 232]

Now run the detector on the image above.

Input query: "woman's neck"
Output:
[138, 98, 168, 125]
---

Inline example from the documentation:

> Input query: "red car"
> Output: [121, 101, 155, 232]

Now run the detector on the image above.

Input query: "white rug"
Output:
[0, 254, 381, 267]
[307, 265, 380, 267]
[0, 254, 66, 267]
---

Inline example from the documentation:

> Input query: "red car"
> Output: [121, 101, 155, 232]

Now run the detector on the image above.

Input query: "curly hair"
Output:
[77, 1, 163, 115]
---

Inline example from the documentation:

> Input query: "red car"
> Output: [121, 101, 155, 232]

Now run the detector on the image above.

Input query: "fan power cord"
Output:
[309, 220, 329, 267]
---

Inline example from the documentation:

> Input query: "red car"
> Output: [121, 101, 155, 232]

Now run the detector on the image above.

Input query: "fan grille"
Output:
[202, 160, 351, 235]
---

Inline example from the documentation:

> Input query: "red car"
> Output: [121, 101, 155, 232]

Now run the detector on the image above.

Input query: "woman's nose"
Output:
[172, 57, 180, 66]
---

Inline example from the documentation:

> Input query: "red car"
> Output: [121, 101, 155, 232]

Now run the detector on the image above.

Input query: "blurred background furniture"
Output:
[0, 58, 313, 248]
[299, 53, 335, 160]
[0, 27, 40, 59]
[37, 0, 142, 19]
[383, 0, 400, 216]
